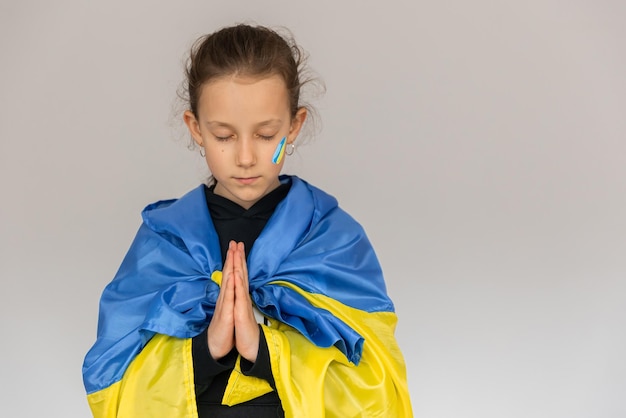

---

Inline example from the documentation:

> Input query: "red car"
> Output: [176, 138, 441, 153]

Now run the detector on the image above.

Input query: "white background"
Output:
[1, 1, 625, 417]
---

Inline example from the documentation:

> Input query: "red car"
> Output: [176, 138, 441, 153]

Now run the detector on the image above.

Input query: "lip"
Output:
[235, 176, 259, 185]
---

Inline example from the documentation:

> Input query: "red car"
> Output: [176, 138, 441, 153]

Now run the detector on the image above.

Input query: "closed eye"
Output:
[214, 135, 232, 142]
[258, 134, 276, 141]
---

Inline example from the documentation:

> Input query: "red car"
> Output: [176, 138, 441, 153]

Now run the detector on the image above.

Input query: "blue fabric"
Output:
[82, 176, 394, 394]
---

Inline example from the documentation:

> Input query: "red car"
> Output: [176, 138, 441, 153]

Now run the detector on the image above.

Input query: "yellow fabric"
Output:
[222, 355, 274, 406]
[210, 270, 223, 286]
[87, 335, 197, 418]
[265, 280, 413, 417]
[87, 279, 413, 417]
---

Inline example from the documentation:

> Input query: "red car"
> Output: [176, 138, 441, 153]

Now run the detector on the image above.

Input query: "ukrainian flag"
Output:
[83, 176, 413, 417]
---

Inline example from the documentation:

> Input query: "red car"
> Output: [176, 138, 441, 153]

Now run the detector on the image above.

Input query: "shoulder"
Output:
[287, 176, 337, 211]
[141, 185, 206, 214]
[133, 185, 216, 254]
[286, 175, 365, 233]
[118, 184, 220, 265]
[140, 185, 207, 228]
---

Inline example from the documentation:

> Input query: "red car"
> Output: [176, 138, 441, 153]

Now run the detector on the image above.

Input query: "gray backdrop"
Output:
[1, 1, 625, 417]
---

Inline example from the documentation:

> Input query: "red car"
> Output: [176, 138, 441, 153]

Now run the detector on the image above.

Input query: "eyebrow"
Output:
[206, 119, 283, 129]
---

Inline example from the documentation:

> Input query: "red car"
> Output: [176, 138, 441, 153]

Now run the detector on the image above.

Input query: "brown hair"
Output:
[183, 24, 311, 119]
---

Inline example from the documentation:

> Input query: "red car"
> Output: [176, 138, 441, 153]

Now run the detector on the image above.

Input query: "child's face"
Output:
[184, 74, 306, 209]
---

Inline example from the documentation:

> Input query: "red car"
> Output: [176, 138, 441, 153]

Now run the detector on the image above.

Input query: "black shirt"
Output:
[192, 182, 290, 418]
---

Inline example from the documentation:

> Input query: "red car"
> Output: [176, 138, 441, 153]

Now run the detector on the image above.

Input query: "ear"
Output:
[287, 107, 308, 144]
[183, 110, 204, 146]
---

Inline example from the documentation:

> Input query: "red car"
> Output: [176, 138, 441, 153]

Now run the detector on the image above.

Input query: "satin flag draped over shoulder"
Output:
[82, 176, 413, 417]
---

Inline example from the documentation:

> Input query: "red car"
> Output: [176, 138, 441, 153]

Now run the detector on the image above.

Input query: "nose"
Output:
[235, 137, 256, 167]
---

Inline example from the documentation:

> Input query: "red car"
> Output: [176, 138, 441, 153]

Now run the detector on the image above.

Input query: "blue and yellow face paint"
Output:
[272, 136, 287, 164]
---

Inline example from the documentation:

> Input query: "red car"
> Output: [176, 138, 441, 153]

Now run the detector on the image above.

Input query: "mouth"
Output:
[234, 176, 259, 185]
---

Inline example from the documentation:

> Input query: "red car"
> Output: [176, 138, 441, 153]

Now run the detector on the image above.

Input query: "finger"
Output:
[234, 267, 252, 309]
[233, 242, 244, 283]
[223, 241, 235, 275]
[232, 249, 252, 319]
[234, 274, 260, 362]
[216, 242, 236, 311]
[225, 244, 236, 293]
[237, 242, 249, 292]
[222, 241, 236, 287]
[240, 242, 249, 286]
[215, 241, 236, 312]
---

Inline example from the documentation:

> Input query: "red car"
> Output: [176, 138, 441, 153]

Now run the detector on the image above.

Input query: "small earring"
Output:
[199, 146, 206, 157]
[286, 143, 296, 156]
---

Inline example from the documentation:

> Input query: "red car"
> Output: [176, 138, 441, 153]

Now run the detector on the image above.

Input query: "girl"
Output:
[82, 24, 413, 417]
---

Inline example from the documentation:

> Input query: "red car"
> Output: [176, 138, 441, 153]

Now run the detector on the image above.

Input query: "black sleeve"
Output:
[239, 325, 276, 388]
[193, 325, 277, 390]
[192, 327, 238, 386]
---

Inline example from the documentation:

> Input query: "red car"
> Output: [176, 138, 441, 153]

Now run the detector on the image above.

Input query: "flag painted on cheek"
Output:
[272, 136, 287, 164]
[82, 175, 413, 417]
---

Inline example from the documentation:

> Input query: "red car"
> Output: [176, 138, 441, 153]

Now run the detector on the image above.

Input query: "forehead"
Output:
[197, 74, 290, 119]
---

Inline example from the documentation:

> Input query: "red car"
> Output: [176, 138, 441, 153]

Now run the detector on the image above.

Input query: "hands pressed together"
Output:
[207, 241, 260, 363]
